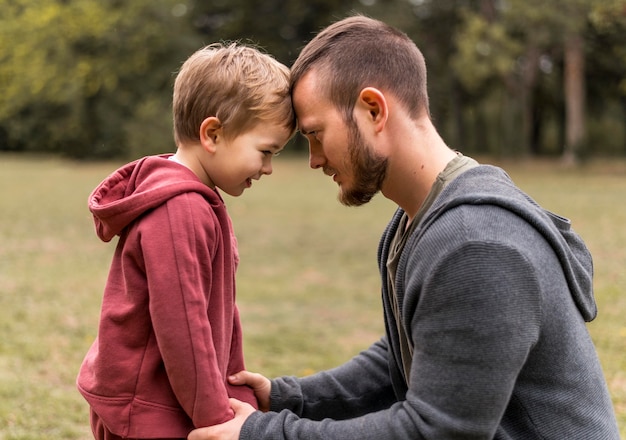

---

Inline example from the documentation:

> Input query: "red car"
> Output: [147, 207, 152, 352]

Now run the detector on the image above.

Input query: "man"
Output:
[188, 15, 620, 440]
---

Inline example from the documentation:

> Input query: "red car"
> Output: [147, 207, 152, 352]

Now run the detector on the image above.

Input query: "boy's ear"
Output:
[199, 117, 222, 152]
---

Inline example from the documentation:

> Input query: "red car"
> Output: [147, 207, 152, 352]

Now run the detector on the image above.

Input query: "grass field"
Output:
[0, 153, 624, 439]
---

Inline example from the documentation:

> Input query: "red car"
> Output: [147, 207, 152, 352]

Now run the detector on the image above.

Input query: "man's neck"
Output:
[382, 134, 456, 221]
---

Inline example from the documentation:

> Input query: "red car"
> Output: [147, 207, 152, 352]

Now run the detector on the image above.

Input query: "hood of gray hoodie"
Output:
[420, 164, 596, 321]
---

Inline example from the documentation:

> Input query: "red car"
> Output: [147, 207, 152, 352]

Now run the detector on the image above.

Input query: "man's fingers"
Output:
[228, 372, 245, 385]
[187, 426, 209, 440]
[228, 370, 267, 388]
[229, 397, 256, 416]
[228, 370, 271, 412]
[229, 397, 245, 410]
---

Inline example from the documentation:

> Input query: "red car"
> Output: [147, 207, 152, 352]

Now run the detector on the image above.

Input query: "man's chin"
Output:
[338, 188, 374, 207]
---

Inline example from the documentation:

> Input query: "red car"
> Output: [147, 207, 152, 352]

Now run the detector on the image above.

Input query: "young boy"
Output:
[77, 43, 296, 439]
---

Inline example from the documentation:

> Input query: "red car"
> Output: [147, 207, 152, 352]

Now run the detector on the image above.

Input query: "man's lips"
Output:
[323, 167, 337, 178]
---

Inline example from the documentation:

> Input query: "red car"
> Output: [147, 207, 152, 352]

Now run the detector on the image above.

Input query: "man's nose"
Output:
[308, 142, 324, 169]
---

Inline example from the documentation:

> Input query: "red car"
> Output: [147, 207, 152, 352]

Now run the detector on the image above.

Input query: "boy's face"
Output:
[206, 122, 292, 197]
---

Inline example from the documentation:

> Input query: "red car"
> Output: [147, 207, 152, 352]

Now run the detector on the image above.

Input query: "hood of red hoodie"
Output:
[89, 155, 221, 242]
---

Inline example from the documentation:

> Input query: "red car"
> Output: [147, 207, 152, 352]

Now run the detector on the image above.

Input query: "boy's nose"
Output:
[262, 162, 273, 175]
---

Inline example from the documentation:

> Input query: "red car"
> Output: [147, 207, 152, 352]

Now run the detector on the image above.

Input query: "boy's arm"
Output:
[224, 306, 258, 408]
[140, 194, 236, 427]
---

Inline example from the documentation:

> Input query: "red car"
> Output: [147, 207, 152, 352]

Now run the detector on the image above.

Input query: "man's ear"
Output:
[356, 87, 388, 133]
[199, 117, 222, 152]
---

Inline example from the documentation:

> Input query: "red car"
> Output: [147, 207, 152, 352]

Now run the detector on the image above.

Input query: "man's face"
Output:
[293, 71, 387, 206]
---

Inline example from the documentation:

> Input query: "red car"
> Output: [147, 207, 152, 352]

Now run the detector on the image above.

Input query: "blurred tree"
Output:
[0, 0, 624, 158]
[435, 0, 615, 158]
[586, 0, 626, 155]
[0, 0, 198, 158]
[187, 0, 356, 66]
[441, 0, 578, 156]
[451, 4, 524, 155]
[559, 0, 593, 163]
[360, 0, 478, 152]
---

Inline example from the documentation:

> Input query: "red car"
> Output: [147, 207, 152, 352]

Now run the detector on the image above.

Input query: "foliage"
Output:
[0, 0, 196, 158]
[452, 11, 522, 93]
[188, 0, 356, 65]
[0, 0, 625, 158]
[442, 0, 626, 156]
[587, 0, 626, 98]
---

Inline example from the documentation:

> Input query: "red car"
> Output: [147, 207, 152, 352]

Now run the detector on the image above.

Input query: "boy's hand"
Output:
[229, 370, 271, 412]
[187, 398, 254, 440]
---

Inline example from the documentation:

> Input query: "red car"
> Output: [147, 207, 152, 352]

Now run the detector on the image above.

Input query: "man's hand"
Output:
[187, 398, 255, 440]
[228, 370, 271, 412]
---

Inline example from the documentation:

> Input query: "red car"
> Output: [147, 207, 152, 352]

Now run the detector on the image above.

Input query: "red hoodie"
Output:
[77, 155, 256, 438]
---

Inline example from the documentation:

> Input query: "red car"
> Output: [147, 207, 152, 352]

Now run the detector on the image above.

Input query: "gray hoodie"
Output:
[240, 165, 619, 439]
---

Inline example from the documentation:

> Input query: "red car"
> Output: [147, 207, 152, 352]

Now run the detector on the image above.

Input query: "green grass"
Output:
[0, 153, 624, 438]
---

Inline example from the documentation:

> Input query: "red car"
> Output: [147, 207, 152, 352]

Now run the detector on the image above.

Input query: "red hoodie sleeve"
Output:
[138, 191, 238, 427]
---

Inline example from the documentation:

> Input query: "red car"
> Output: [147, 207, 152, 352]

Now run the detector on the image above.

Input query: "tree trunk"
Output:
[562, 33, 586, 164]
[520, 46, 540, 155]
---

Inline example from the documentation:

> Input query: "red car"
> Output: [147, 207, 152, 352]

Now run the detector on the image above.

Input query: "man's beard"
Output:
[339, 120, 388, 207]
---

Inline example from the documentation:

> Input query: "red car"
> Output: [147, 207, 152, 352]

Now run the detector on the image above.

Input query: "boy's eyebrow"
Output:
[267, 143, 285, 155]
[264, 142, 284, 152]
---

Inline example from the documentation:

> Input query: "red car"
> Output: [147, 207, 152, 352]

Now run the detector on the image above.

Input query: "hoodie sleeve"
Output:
[269, 337, 396, 419]
[239, 244, 542, 440]
[138, 191, 235, 427]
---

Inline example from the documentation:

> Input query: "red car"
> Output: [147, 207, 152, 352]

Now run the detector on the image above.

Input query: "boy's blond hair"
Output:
[173, 42, 296, 145]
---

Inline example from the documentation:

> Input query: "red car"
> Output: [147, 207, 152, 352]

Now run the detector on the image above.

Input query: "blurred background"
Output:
[1, 0, 625, 161]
